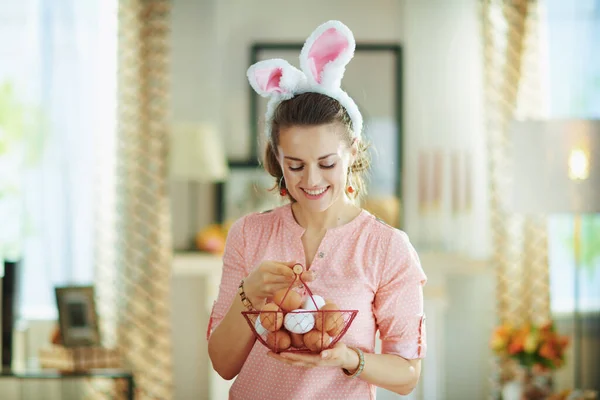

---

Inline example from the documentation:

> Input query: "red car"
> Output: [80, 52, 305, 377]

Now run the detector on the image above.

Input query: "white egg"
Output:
[284, 309, 315, 334]
[301, 295, 326, 311]
[254, 316, 267, 335]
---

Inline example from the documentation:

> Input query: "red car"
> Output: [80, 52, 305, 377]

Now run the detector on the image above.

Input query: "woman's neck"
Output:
[291, 200, 360, 232]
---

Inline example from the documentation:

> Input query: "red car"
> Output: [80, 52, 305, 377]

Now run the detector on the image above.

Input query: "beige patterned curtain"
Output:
[481, 0, 550, 395]
[94, 0, 174, 399]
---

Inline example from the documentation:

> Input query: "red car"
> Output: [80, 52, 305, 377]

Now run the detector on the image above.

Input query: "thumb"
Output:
[301, 270, 316, 281]
[321, 343, 344, 360]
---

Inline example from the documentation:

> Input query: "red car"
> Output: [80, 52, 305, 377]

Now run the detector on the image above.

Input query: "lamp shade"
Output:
[510, 119, 600, 214]
[169, 123, 228, 182]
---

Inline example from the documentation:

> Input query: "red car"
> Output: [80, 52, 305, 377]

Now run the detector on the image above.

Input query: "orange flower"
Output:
[524, 331, 539, 353]
[508, 332, 525, 355]
[490, 325, 512, 352]
[559, 336, 569, 349]
[539, 342, 556, 360]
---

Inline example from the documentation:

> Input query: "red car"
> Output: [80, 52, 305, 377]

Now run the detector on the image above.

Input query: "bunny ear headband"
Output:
[247, 20, 363, 141]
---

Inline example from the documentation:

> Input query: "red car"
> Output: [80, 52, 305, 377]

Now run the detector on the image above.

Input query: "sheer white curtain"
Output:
[0, 0, 117, 320]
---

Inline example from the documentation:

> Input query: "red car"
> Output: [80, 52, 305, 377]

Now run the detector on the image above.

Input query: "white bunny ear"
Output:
[247, 59, 307, 98]
[300, 20, 356, 88]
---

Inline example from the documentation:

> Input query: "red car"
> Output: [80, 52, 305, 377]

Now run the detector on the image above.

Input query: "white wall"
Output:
[403, 0, 490, 259]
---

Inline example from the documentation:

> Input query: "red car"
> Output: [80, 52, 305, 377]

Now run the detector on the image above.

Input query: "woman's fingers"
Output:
[265, 274, 294, 284]
[253, 261, 318, 299]
[301, 270, 316, 282]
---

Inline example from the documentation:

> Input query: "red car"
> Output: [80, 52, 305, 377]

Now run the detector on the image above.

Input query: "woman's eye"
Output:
[289, 165, 304, 171]
[320, 163, 335, 169]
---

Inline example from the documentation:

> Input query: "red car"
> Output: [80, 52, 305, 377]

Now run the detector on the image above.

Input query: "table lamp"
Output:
[170, 123, 228, 249]
[510, 119, 600, 390]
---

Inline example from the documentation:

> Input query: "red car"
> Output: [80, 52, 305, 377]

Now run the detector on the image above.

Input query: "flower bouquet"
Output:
[490, 321, 569, 371]
[490, 321, 570, 400]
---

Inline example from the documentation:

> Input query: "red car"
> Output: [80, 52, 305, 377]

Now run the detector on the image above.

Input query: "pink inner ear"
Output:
[255, 67, 285, 93]
[308, 28, 349, 83]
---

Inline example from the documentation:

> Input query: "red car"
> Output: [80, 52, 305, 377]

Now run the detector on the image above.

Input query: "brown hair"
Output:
[263, 92, 370, 201]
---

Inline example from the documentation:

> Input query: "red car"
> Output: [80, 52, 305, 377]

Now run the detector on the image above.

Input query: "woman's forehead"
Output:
[278, 130, 345, 161]
[278, 124, 346, 154]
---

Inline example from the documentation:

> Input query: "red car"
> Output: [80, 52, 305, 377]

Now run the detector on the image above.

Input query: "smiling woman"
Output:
[207, 20, 426, 400]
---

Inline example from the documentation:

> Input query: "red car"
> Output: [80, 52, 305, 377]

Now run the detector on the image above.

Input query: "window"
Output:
[546, 0, 600, 316]
[0, 0, 117, 320]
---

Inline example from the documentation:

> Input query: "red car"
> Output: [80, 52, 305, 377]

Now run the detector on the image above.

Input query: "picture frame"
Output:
[248, 43, 405, 227]
[55, 285, 101, 347]
[215, 161, 287, 224]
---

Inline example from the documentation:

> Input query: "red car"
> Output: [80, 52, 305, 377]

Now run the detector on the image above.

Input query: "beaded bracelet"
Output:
[342, 347, 365, 379]
[238, 280, 254, 311]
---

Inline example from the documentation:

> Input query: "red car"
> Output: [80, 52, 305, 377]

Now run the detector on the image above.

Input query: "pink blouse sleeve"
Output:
[206, 216, 249, 340]
[373, 230, 427, 359]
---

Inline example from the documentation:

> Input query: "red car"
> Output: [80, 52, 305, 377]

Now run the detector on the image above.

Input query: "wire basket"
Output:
[242, 263, 358, 353]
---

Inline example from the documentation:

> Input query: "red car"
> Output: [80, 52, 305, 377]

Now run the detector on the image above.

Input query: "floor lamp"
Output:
[510, 119, 600, 391]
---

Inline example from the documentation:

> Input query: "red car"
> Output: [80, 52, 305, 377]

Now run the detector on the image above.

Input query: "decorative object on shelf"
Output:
[195, 222, 231, 254]
[50, 324, 62, 345]
[54, 286, 101, 347]
[490, 320, 569, 400]
[510, 119, 600, 390]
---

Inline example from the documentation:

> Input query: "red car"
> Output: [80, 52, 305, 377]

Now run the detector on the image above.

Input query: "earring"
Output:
[279, 176, 287, 196]
[346, 169, 355, 194]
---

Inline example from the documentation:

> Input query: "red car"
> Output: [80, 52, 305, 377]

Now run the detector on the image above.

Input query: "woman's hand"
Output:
[266, 342, 359, 371]
[243, 261, 316, 308]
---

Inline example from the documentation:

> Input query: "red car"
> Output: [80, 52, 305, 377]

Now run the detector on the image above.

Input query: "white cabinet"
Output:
[171, 252, 232, 400]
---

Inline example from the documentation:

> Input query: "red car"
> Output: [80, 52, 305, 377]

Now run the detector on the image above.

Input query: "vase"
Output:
[502, 366, 553, 400]
[502, 379, 523, 400]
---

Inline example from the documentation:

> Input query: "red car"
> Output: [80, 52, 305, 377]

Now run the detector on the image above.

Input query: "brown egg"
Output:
[315, 303, 343, 333]
[273, 288, 302, 312]
[289, 332, 305, 349]
[328, 318, 345, 337]
[267, 330, 291, 351]
[260, 303, 283, 331]
[303, 330, 331, 352]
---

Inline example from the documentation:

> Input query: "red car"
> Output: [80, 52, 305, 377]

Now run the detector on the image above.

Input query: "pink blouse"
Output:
[207, 204, 427, 400]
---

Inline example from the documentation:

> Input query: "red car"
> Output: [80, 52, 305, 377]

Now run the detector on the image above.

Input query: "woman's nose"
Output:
[306, 165, 321, 187]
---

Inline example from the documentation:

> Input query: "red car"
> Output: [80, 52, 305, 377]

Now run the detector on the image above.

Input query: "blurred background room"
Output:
[0, 0, 598, 399]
